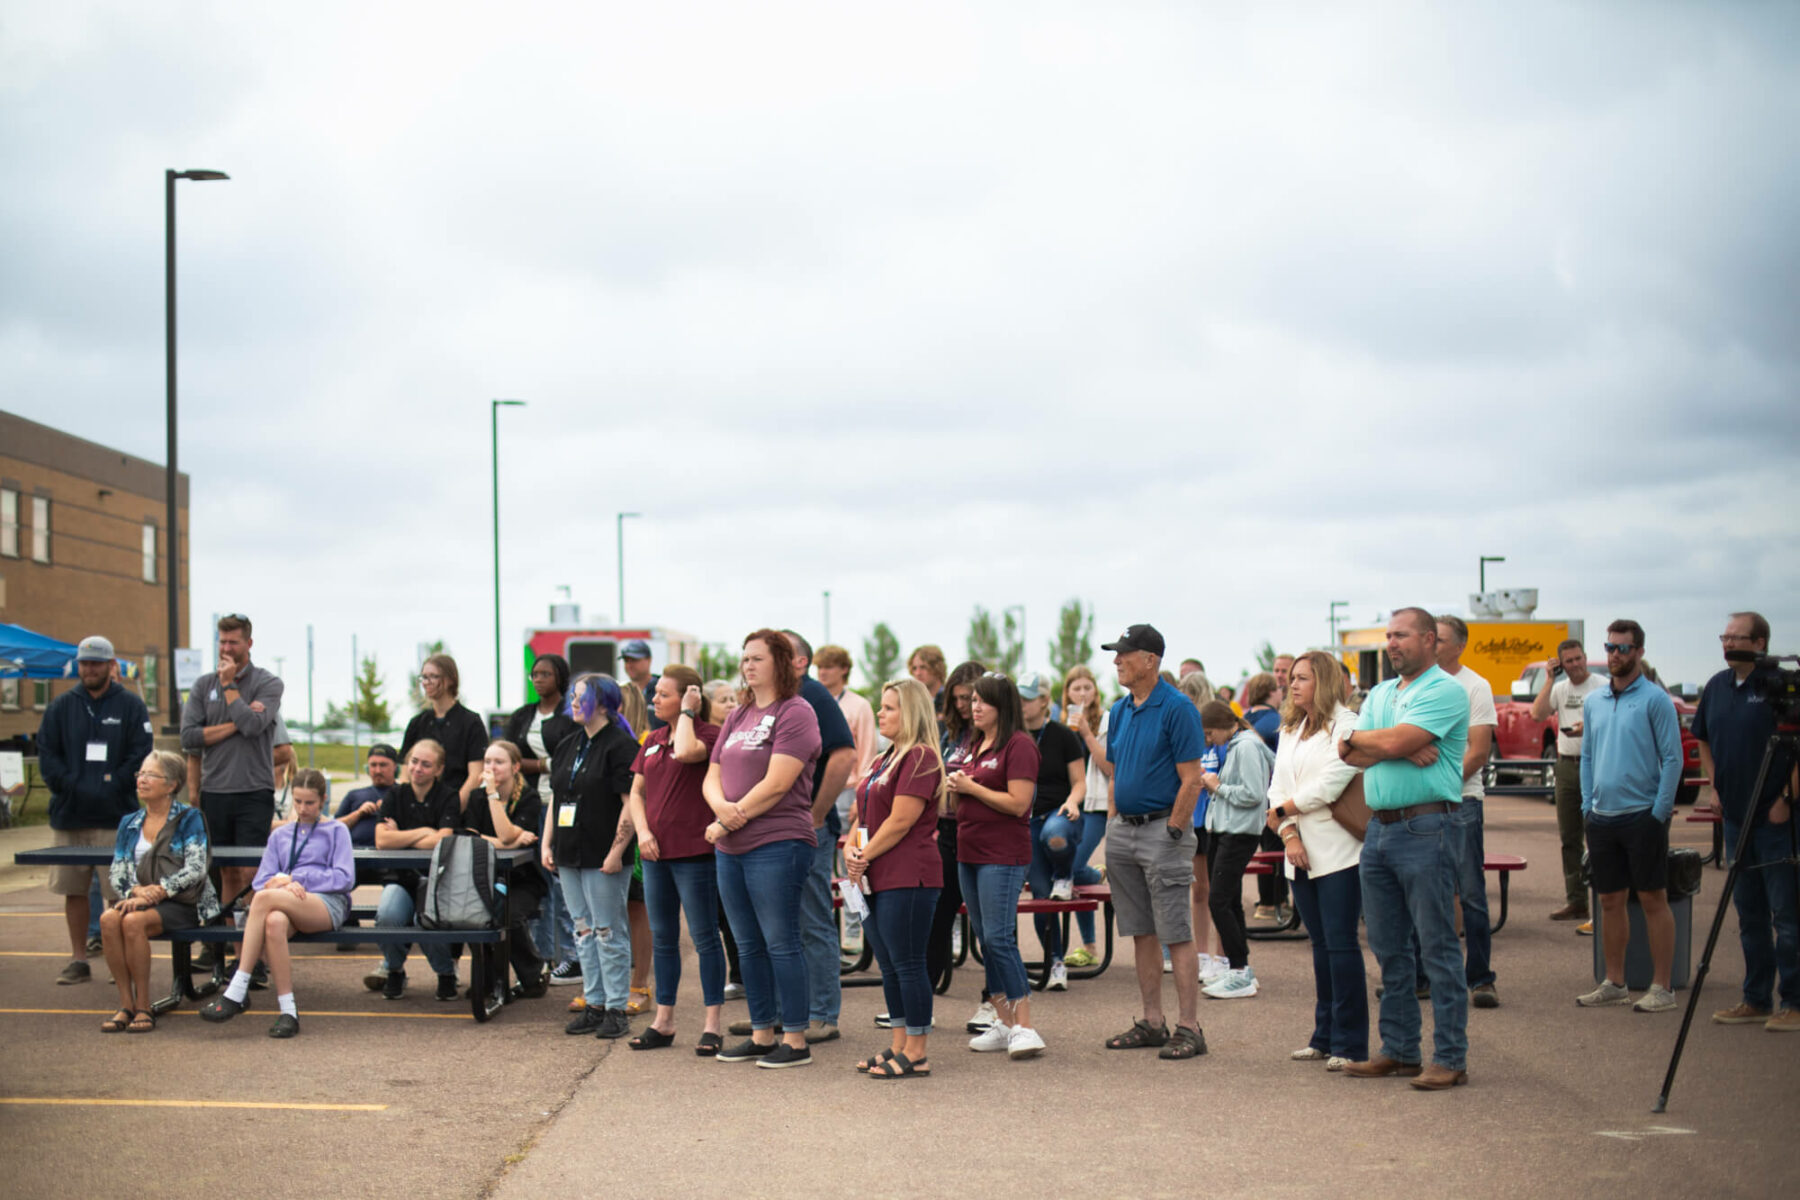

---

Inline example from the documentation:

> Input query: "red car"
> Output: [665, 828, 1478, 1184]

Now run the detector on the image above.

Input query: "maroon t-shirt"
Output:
[709, 695, 821, 855]
[857, 745, 944, 892]
[955, 730, 1039, 866]
[631, 721, 721, 861]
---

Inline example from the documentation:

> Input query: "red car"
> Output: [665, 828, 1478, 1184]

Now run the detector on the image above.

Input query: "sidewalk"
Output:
[0, 823, 56, 897]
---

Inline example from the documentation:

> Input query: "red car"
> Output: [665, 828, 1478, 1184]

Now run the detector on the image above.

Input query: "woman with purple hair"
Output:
[543, 673, 642, 1040]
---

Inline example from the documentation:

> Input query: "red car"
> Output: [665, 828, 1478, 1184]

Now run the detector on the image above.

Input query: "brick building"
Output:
[0, 410, 189, 744]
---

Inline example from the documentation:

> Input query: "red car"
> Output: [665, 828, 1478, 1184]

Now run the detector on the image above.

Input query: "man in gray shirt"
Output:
[180, 613, 284, 908]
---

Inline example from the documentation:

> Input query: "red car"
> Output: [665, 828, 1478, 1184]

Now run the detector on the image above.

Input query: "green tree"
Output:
[318, 700, 350, 731]
[409, 639, 445, 712]
[353, 654, 390, 730]
[858, 621, 902, 697]
[1253, 639, 1276, 673]
[698, 642, 739, 684]
[966, 606, 1021, 677]
[1047, 598, 1095, 699]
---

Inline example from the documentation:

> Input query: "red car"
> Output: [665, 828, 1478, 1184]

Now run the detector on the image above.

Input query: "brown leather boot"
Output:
[1411, 1063, 1469, 1090]
[1549, 903, 1588, 921]
[1343, 1054, 1423, 1078]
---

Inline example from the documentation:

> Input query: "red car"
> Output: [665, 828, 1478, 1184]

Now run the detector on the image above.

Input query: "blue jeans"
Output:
[557, 867, 633, 1011]
[642, 856, 726, 1008]
[798, 833, 842, 1024]
[1290, 865, 1369, 1061]
[1725, 817, 1800, 1012]
[1072, 811, 1107, 944]
[1360, 811, 1468, 1070]
[1028, 814, 1071, 962]
[377, 883, 455, 977]
[865, 886, 939, 1035]
[717, 839, 812, 1031]
[1406, 796, 1495, 988]
[960, 860, 1030, 1004]
[87, 875, 104, 939]
[532, 874, 575, 963]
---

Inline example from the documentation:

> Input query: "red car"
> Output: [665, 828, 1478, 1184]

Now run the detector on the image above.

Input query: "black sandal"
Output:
[694, 1031, 724, 1058]
[1159, 1025, 1207, 1060]
[101, 1008, 133, 1033]
[1104, 1018, 1169, 1050]
[868, 1051, 930, 1079]
[126, 1009, 156, 1033]
[855, 1048, 897, 1074]
[629, 1027, 676, 1051]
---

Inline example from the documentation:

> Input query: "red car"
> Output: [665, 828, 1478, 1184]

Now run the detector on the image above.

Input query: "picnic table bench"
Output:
[1685, 808, 1724, 867]
[13, 844, 536, 1023]
[1246, 849, 1528, 934]
[960, 893, 1109, 991]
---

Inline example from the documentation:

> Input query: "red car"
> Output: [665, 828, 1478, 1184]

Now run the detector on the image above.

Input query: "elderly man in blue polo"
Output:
[1336, 607, 1471, 1091]
[1099, 624, 1208, 1062]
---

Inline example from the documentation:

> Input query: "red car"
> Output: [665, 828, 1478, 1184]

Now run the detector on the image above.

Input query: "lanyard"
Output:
[859, 748, 895, 813]
[570, 734, 592, 781]
[285, 822, 316, 874]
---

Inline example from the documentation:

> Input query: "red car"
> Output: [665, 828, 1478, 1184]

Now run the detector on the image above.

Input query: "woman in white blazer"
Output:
[1266, 650, 1368, 1068]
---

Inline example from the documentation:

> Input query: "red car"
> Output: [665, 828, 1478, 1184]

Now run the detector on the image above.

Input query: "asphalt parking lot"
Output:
[1, 798, 1792, 1199]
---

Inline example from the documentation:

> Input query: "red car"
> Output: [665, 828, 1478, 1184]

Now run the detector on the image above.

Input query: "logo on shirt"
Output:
[978, 758, 999, 770]
[101, 716, 121, 725]
[725, 729, 771, 752]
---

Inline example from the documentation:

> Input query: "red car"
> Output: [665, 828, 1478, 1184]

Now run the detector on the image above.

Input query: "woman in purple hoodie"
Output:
[199, 769, 356, 1037]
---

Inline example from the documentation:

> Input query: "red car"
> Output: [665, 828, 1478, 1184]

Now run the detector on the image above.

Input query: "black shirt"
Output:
[378, 780, 459, 831]
[457, 783, 547, 900]
[503, 701, 578, 792]
[401, 702, 491, 796]
[1691, 668, 1782, 824]
[1028, 721, 1089, 818]
[548, 722, 639, 869]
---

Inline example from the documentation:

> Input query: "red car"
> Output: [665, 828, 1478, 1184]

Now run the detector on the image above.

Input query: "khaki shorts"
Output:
[1103, 816, 1196, 944]
[47, 826, 117, 895]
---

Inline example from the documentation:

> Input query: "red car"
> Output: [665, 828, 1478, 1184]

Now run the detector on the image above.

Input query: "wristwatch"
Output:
[1165, 824, 1184, 841]
[680, 709, 699, 720]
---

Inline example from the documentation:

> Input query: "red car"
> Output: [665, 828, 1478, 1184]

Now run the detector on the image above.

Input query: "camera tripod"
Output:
[1653, 725, 1798, 1112]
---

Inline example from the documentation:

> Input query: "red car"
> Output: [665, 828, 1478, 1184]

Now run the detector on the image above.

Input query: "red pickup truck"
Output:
[1495, 663, 1701, 804]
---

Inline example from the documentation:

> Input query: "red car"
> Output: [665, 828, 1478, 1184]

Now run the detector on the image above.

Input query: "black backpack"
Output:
[417, 833, 501, 930]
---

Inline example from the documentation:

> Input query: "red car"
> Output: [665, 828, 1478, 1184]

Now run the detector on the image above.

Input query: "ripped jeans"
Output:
[557, 866, 633, 1012]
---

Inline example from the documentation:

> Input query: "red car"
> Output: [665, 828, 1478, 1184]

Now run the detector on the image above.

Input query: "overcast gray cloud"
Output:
[3, 0, 1797, 718]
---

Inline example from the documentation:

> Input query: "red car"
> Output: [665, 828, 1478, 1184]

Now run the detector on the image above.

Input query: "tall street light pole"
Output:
[1479, 555, 1507, 595]
[617, 512, 642, 623]
[164, 167, 228, 732]
[822, 591, 831, 644]
[1329, 600, 1349, 645]
[491, 399, 527, 711]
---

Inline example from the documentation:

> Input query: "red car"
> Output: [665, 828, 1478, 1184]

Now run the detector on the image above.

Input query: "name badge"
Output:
[758, 714, 775, 728]
[645, 745, 662, 758]
[557, 804, 577, 828]
[86, 741, 108, 763]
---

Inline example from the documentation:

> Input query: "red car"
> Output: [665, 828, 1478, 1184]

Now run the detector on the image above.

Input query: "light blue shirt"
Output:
[1355, 665, 1468, 810]
[1579, 673, 1682, 823]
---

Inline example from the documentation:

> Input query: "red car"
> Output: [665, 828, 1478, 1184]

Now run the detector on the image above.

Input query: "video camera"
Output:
[1726, 652, 1800, 719]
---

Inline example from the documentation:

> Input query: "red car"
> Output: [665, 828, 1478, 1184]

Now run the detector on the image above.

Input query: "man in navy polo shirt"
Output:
[1694, 610, 1799, 1032]
[1101, 624, 1208, 1061]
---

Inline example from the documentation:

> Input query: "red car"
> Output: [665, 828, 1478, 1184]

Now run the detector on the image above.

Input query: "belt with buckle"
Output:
[1117, 808, 1174, 827]
[1372, 801, 1452, 825]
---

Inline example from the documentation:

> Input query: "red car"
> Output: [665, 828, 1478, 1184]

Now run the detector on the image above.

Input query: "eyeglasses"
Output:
[134, 771, 169, 781]
[1602, 642, 1638, 655]
[1719, 634, 1756, 644]
[982, 671, 1010, 680]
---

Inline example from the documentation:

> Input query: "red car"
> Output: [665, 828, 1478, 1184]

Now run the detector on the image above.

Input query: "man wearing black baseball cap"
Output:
[1098, 624, 1209, 1061]
[334, 744, 399, 849]
[620, 640, 665, 732]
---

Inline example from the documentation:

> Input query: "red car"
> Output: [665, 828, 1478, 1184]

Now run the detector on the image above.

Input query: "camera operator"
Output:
[1693, 611, 1799, 1032]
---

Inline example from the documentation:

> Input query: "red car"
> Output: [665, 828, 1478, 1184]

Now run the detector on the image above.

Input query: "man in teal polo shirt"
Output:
[1337, 607, 1470, 1090]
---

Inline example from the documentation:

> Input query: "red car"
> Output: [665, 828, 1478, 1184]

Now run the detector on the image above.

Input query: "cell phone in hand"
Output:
[1560, 726, 1578, 735]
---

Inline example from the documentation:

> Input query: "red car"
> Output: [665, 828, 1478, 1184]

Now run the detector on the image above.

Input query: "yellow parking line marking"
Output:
[0, 912, 66, 917]
[0, 1007, 471, 1020]
[0, 1098, 387, 1111]
[0, 951, 384, 960]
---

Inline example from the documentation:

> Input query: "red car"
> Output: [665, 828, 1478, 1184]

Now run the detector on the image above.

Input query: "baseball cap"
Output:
[75, 635, 116, 663]
[620, 639, 651, 660]
[1016, 671, 1047, 700]
[367, 743, 399, 763]
[1101, 624, 1166, 657]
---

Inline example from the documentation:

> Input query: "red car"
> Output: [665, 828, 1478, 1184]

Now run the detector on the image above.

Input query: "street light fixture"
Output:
[491, 399, 527, 710]
[1479, 555, 1507, 594]
[1329, 600, 1349, 645]
[164, 167, 229, 732]
[617, 512, 642, 623]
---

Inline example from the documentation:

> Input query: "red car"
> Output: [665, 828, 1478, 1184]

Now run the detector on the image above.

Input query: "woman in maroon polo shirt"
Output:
[845, 678, 947, 1078]
[952, 672, 1044, 1059]
[625, 664, 726, 1055]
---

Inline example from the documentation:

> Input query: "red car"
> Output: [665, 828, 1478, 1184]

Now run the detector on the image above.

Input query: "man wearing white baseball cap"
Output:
[35, 635, 153, 985]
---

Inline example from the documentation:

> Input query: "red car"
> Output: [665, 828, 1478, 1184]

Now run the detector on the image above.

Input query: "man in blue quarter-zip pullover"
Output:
[1576, 618, 1683, 1013]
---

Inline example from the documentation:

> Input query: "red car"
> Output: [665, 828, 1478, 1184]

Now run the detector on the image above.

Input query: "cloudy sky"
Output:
[4, 1, 1797, 719]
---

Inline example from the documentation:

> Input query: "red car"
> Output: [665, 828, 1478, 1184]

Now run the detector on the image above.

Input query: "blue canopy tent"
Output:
[0, 622, 136, 679]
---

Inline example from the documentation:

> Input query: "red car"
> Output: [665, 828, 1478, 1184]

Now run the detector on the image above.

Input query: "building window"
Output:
[144, 655, 160, 711]
[0, 489, 16, 557]
[32, 680, 50, 711]
[30, 495, 50, 563]
[0, 678, 17, 711]
[142, 522, 158, 583]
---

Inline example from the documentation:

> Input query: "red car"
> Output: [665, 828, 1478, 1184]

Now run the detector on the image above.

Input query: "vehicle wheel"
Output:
[1540, 737, 1557, 789]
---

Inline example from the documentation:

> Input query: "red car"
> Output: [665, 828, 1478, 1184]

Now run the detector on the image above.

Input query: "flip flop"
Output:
[694, 1031, 724, 1058]
[629, 1027, 676, 1051]
[868, 1051, 930, 1080]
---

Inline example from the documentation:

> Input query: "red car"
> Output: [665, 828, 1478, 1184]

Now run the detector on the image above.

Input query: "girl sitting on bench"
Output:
[199, 769, 354, 1037]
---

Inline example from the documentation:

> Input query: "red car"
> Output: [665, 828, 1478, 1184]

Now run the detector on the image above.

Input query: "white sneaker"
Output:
[1049, 878, 1073, 901]
[1203, 966, 1259, 999]
[969, 1021, 1012, 1052]
[1290, 1047, 1327, 1061]
[1007, 1024, 1046, 1059]
[966, 1000, 998, 1033]
[1162, 952, 1173, 974]
[1326, 1056, 1349, 1071]
[1047, 960, 1068, 991]
[1633, 984, 1678, 1013]
[1199, 955, 1231, 986]
[1576, 979, 1630, 1007]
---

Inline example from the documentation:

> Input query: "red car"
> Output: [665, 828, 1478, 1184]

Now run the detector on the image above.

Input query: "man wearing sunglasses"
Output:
[1576, 619, 1682, 1013]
